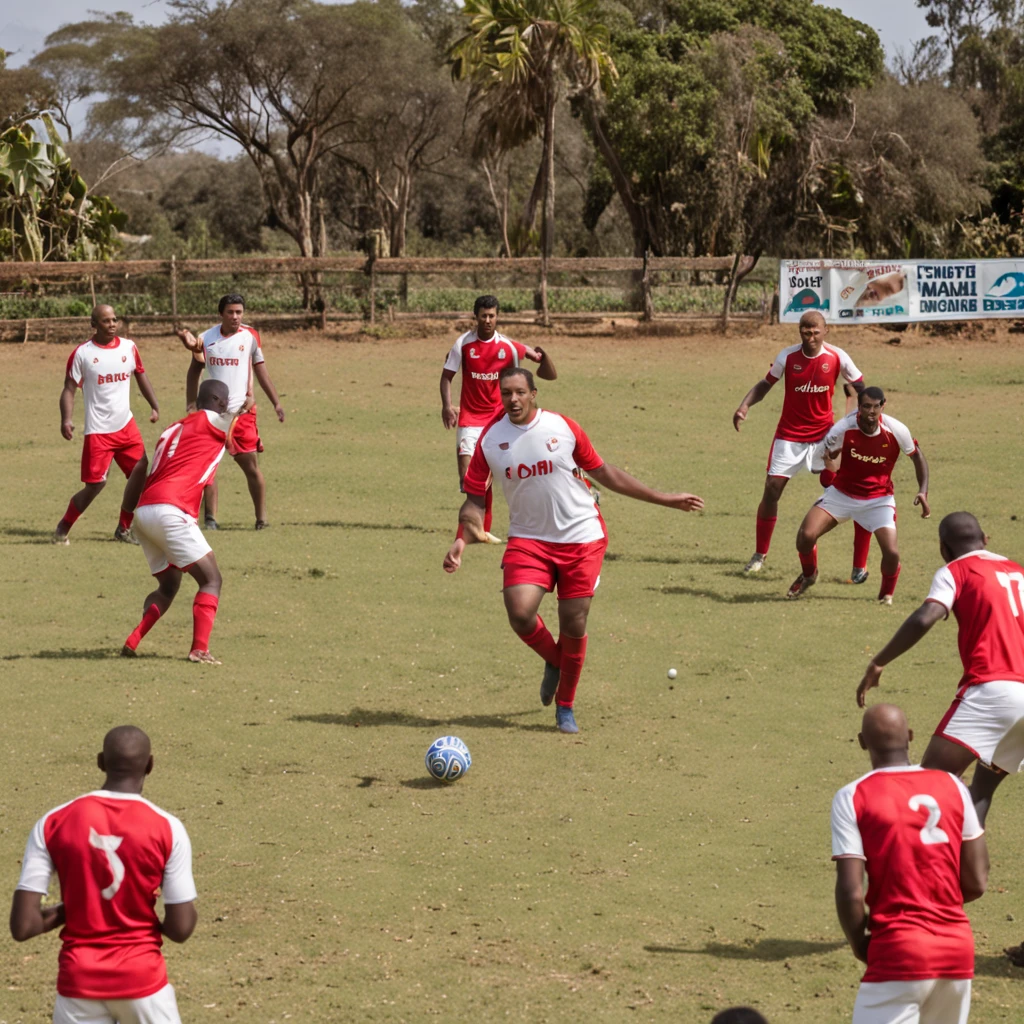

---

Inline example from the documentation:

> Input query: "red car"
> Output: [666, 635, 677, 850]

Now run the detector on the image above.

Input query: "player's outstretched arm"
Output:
[529, 345, 558, 381]
[857, 601, 946, 707]
[733, 378, 774, 431]
[135, 370, 160, 423]
[9, 891, 65, 942]
[59, 376, 76, 440]
[440, 369, 459, 429]
[185, 359, 204, 412]
[910, 447, 930, 518]
[961, 835, 989, 903]
[253, 363, 285, 422]
[834, 859, 869, 963]
[587, 463, 704, 512]
[161, 900, 198, 943]
[444, 494, 487, 573]
[175, 327, 203, 356]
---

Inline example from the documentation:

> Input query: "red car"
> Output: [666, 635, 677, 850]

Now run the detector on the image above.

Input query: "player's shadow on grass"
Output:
[975, 954, 1024, 979]
[291, 520, 438, 534]
[648, 585, 862, 604]
[291, 707, 551, 732]
[606, 553, 737, 567]
[1, 526, 58, 543]
[645, 939, 844, 961]
[2, 648, 176, 662]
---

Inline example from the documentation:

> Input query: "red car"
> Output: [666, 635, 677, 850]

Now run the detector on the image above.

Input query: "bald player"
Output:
[56, 305, 160, 544]
[831, 704, 987, 1024]
[11, 726, 197, 1024]
[859, 512, 1024, 827]
[733, 311, 864, 574]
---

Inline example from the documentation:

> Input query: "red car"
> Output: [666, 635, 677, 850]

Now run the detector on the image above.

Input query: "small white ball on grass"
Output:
[667, 668, 678, 680]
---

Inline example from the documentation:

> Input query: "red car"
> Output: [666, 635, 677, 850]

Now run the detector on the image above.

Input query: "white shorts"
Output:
[134, 504, 212, 576]
[456, 426, 484, 458]
[936, 680, 1024, 773]
[54, 983, 180, 1024]
[766, 437, 825, 478]
[852, 978, 970, 1024]
[815, 486, 896, 534]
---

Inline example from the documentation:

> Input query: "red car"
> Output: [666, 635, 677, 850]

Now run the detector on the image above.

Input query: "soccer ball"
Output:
[425, 736, 471, 782]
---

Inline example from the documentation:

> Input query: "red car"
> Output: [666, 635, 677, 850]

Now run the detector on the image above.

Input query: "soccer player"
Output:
[55, 305, 160, 545]
[10, 725, 197, 1024]
[733, 310, 864, 574]
[119, 379, 233, 664]
[440, 294, 556, 544]
[788, 386, 929, 603]
[858, 512, 1024, 830]
[179, 293, 285, 530]
[442, 367, 704, 734]
[831, 703, 987, 1024]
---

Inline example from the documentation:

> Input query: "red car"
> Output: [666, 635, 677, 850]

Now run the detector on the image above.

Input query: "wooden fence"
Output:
[0, 254, 765, 340]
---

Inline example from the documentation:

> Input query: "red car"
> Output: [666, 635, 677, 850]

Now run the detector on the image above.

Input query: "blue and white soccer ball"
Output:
[425, 736, 471, 782]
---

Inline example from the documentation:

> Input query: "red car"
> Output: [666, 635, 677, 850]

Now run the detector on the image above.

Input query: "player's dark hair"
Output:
[860, 385, 885, 405]
[219, 293, 245, 314]
[474, 295, 499, 315]
[499, 365, 535, 390]
[710, 1009, 769, 1024]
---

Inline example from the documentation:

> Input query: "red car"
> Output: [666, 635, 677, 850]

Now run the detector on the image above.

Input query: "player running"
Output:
[858, 512, 1024, 831]
[788, 386, 929, 603]
[119, 380, 234, 664]
[55, 305, 159, 545]
[733, 310, 864, 575]
[178, 293, 285, 530]
[831, 703, 987, 1024]
[10, 725, 197, 1024]
[443, 366, 704, 734]
[440, 294, 556, 544]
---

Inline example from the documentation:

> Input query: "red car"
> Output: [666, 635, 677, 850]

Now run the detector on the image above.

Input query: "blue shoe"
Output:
[555, 705, 579, 734]
[540, 663, 560, 706]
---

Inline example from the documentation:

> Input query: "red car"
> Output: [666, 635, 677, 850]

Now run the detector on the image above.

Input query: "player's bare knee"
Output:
[506, 609, 535, 635]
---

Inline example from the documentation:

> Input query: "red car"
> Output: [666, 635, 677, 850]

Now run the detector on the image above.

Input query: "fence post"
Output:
[721, 253, 742, 332]
[89, 274, 97, 307]
[539, 255, 550, 327]
[369, 255, 377, 325]
[641, 249, 654, 322]
[170, 256, 178, 328]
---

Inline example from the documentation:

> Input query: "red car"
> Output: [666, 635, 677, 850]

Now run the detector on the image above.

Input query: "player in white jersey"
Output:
[178, 293, 284, 529]
[55, 305, 160, 545]
[443, 366, 704, 733]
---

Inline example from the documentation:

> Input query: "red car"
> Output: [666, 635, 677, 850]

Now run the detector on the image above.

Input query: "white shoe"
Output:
[482, 532, 504, 545]
[878, 595, 893, 606]
[743, 554, 765, 573]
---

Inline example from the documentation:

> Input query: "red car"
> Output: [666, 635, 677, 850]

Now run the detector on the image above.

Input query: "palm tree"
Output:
[449, 0, 616, 317]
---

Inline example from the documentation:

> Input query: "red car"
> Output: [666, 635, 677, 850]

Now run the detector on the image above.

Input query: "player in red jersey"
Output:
[788, 386, 929, 603]
[443, 367, 703, 733]
[55, 305, 160, 545]
[179, 293, 285, 530]
[440, 295, 556, 544]
[118, 380, 234, 664]
[832, 703, 987, 1024]
[10, 725, 197, 1024]
[858, 512, 1024, 833]
[733, 311, 865, 576]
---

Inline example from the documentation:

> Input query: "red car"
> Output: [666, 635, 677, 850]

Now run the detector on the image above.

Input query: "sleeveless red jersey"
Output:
[16, 791, 196, 999]
[823, 412, 918, 499]
[139, 409, 234, 519]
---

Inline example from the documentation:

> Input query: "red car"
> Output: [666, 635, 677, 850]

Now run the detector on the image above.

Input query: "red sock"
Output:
[879, 563, 902, 600]
[124, 603, 161, 652]
[555, 634, 587, 708]
[119, 508, 134, 531]
[799, 545, 818, 578]
[518, 615, 561, 666]
[484, 486, 493, 535]
[853, 523, 871, 571]
[60, 498, 82, 531]
[755, 515, 777, 557]
[191, 592, 219, 652]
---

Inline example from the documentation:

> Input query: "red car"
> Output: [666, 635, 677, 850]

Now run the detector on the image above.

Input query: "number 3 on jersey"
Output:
[996, 570, 1024, 616]
[89, 827, 126, 899]
[908, 794, 950, 846]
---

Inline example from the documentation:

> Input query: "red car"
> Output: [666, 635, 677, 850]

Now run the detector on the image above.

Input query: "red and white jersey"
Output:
[16, 790, 196, 1001]
[139, 409, 233, 519]
[66, 338, 144, 436]
[199, 324, 264, 414]
[464, 409, 604, 544]
[926, 549, 1024, 688]
[823, 412, 917, 499]
[831, 765, 982, 983]
[443, 330, 528, 427]
[766, 343, 862, 443]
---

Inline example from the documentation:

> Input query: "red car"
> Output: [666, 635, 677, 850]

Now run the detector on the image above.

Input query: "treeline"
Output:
[2, 0, 1023, 265]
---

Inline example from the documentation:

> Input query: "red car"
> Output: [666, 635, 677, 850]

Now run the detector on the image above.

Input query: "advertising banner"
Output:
[779, 259, 1024, 324]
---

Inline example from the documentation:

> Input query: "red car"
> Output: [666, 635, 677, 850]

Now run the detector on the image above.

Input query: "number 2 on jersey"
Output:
[89, 827, 126, 899]
[996, 570, 1024, 616]
[908, 794, 950, 846]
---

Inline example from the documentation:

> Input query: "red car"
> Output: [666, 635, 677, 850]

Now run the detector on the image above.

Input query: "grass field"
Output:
[2, 323, 1024, 1023]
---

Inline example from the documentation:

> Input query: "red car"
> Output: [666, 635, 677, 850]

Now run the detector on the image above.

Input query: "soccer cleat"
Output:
[743, 554, 765, 574]
[879, 594, 893, 606]
[786, 571, 818, 600]
[255, 520, 269, 531]
[555, 705, 579, 734]
[540, 663, 560, 706]
[481, 531, 504, 545]
[120, 644, 138, 658]
[188, 649, 222, 665]
[848, 568, 869, 585]
[204, 517, 219, 531]
[52, 529, 70, 546]
[114, 526, 139, 545]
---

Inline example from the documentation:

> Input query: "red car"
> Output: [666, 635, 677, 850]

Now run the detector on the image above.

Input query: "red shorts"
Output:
[81, 420, 145, 483]
[231, 406, 264, 455]
[501, 530, 608, 599]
